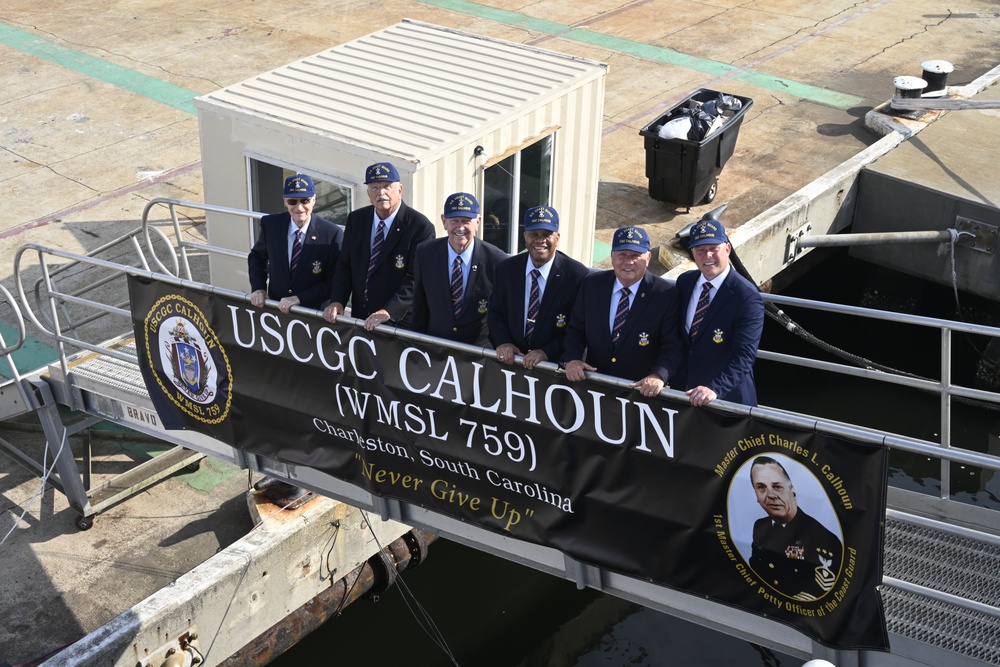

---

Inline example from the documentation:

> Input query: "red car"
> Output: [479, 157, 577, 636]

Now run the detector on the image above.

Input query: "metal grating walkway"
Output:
[884, 516, 1000, 664]
[57, 341, 147, 400]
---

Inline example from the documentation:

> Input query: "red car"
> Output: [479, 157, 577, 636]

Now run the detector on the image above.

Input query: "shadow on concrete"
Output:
[0, 452, 89, 665]
[816, 108, 877, 139]
[157, 490, 251, 551]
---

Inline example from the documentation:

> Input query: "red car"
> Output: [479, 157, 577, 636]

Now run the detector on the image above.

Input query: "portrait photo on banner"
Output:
[727, 453, 844, 574]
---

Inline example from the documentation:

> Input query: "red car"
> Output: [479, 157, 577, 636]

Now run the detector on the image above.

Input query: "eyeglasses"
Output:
[285, 198, 314, 207]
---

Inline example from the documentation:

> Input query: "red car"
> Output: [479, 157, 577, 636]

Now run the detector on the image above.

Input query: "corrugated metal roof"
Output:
[197, 20, 607, 163]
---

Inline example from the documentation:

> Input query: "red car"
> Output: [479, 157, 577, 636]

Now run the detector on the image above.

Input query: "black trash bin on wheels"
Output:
[640, 89, 753, 212]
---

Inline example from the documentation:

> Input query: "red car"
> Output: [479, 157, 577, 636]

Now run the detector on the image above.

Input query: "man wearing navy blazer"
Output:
[248, 173, 344, 313]
[488, 206, 590, 369]
[562, 226, 682, 397]
[322, 162, 435, 331]
[412, 192, 508, 346]
[675, 217, 764, 406]
[248, 173, 343, 509]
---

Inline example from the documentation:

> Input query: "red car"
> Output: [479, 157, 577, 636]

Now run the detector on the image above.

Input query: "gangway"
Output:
[3, 199, 1000, 666]
[0, 223, 205, 530]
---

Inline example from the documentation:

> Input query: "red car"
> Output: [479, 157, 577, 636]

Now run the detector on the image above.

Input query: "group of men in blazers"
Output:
[249, 162, 764, 416]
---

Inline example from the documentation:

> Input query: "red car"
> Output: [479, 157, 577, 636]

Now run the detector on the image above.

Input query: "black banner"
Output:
[128, 275, 889, 650]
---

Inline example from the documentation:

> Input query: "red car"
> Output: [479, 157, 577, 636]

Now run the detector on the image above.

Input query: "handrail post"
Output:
[0, 285, 26, 359]
[142, 199, 181, 277]
[168, 201, 195, 280]
[38, 251, 71, 381]
[939, 326, 952, 500]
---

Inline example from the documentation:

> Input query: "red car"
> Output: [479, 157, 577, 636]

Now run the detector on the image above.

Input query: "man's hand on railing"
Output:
[250, 290, 266, 308]
[277, 296, 300, 314]
[323, 302, 345, 323]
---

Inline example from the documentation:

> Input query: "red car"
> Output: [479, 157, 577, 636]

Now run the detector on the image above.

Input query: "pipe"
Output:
[796, 230, 955, 248]
[216, 529, 437, 666]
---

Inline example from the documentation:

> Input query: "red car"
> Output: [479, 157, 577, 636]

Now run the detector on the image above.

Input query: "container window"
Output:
[482, 135, 553, 253]
[249, 158, 353, 227]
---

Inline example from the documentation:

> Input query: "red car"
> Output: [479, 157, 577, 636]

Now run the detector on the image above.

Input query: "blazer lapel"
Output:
[280, 217, 297, 282]
[514, 255, 529, 310]
[698, 274, 734, 337]
[598, 272, 617, 348]
[289, 216, 319, 280]
[374, 203, 410, 272]
[535, 258, 561, 326]
[460, 244, 483, 317]
[615, 274, 653, 346]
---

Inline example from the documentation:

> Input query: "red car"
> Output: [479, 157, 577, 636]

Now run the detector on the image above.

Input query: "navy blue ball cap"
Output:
[443, 192, 481, 218]
[524, 206, 559, 233]
[687, 219, 729, 248]
[611, 226, 651, 253]
[283, 174, 315, 198]
[365, 162, 401, 184]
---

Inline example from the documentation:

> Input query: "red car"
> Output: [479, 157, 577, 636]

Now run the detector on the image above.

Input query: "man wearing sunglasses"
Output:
[248, 173, 344, 510]
[249, 173, 344, 314]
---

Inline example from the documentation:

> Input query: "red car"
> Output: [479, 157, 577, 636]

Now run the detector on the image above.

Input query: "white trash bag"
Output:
[657, 115, 692, 140]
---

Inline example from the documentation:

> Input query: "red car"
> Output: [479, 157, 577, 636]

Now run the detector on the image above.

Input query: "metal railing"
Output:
[11, 194, 1000, 496]
[7, 231, 1000, 641]
[0, 284, 26, 360]
[12, 231, 1000, 493]
[140, 197, 265, 279]
[757, 292, 1000, 501]
[30, 224, 178, 338]
[6, 199, 265, 378]
[0, 283, 32, 409]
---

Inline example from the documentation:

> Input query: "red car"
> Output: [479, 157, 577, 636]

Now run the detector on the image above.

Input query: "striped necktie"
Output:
[290, 230, 303, 272]
[365, 219, 385, 302]
[690, 282, 713, 339]
[451, 256, 464, 318]
[611, 286, 631, 345]
[525, 269, 541, 344]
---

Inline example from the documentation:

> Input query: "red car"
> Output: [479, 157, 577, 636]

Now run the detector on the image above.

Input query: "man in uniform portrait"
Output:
[749, 456, 842, 601]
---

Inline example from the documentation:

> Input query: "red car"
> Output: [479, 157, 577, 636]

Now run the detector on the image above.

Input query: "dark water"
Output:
[271, 537, 801, 667]
[755, 249, 1000, 510]
[273, 248, 1000, 666]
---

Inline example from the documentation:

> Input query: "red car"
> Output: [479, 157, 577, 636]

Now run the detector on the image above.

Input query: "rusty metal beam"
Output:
[217, 529, 437, 666]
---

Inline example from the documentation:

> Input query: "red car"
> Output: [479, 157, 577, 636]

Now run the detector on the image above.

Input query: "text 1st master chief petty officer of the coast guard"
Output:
[248, 173, 344, 314]
[561, 226, 682, 397]
[322, 162, 435, 331]
[488, 206, 590, 369]
[675, 217, 764, 406]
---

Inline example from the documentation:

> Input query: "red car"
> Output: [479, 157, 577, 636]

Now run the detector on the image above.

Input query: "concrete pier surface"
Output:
[1, 0, 999, 664]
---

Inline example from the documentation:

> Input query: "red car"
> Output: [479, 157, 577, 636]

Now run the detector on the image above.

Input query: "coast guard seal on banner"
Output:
[141, 294, 232, 426]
